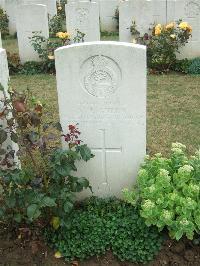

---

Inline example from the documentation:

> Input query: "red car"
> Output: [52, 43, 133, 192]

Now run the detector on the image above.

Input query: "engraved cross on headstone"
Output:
[91, 129, 122, 185]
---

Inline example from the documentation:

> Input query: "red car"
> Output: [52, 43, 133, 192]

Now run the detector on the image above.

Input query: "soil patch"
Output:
[1, 228, 200, 266]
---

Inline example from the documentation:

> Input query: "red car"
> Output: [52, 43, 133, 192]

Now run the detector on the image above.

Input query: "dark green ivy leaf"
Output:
[0, 130, 7, 144]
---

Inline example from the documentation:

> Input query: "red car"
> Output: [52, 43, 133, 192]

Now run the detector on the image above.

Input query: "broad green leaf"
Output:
[27, 204, 41, 220]
[42, 196, 56, 207]
[0, 130, 7, 144]
[11, 132, 18, 143]
[63, 201, 73, 213]
[76, 144, 94, 162]
[14, 213, 22, 223]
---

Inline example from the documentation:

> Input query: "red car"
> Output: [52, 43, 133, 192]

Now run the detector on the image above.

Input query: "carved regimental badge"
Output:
[80, 55, 121, 98]
[185, 0, 200, 17]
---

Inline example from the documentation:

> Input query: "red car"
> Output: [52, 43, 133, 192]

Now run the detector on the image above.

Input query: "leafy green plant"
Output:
[132, 20, 192, 72]
[0, 8, 9, 37]
[45, 197, 163, 263]
[57, 0, 67, 21]
[173, 58, 191, 73]
[49, 15, 64, 37]
[7, 52, 22, 75]
[29, 30, 84, 73]
[187, 57, 200, 74]
[0, 85, 94, 227]
[123, 143, 200, 240]
[113, 7, 119, 31]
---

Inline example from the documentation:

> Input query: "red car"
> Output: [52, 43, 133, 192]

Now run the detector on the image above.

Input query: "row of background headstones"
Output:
[1, 0, 200, 61]
[0, 0, 120, 34]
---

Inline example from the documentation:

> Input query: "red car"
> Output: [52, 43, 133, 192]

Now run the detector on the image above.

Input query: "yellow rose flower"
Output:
[48, 55, 55, 60]
[56, 32, 70, 39]
[170, 34, 176, 39]
[165, 22, 175, 30]
[155, 24, 162, 35]
[179, 22, 188, 30]
[58, 6, 62, 11]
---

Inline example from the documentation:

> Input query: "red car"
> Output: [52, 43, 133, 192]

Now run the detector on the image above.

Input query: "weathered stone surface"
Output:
[171, 0, 200, 58]
[0, 48, 19, 169]
[65, 1, 100, 42]
[16, 4, 49, 63]
[55, 41, 146, 198]
[0, 32, 2, 48]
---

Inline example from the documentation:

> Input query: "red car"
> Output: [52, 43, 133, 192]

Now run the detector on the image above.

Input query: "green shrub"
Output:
[7, 52, 22, 74]
[132, 20, 192, 72]
[0, 8, 9, 37]
[187, 57, 200, 74]
[0, 86, 94, 227]
[173, 59, 191, 73]
[29, 31, 84, 73]
[49, 15, 64, 37]
[123, 143, 200, 241]
[19, 61, 44, 75]
[45, 198, 163, 263]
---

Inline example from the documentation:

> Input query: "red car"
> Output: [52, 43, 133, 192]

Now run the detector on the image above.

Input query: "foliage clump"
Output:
[29, 30, 85, 73]
[45, 198, 163, 263]
[0, 8, 9, 37]
[0, 85, 93, 227]
[187, 57, 200, 75]
[124, 143, 200, 240]
[131, 20, 192, 72]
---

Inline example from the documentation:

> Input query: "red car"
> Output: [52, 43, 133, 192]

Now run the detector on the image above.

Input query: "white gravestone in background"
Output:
[16, 4, 49, 63]
[171, 0, 200, 58]
[55, 42, 146, 198]
[0, 48, 19, 168]
[0, 0, 5, 9]
[5, 0, 56, 35]
[119, 0, 173, 42]
[20, 0, 57, 17]
[5, 0, 18, 35]
[65, 1, 100, 42]
[0, 32, 2, 48]
[99, 0, 119, 32]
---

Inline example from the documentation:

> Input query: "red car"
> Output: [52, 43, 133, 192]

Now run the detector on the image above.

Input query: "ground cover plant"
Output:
[45, 197, 163, 263]
[124, 143, 200, 240]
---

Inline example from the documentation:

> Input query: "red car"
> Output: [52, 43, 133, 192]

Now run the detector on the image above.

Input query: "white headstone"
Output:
[99, 0, 119, 32]
[0, 0, 5, 9]
[119, 0, 168, 42]
[170, 0, 200, 58]
[65, 1, 100, 42]
[16, 4, 49, 63]
[0, 48, 19, 169]
[0, 32, 2, 48]
[5, 0, 17, 35]
[20, 0, 57, 17]
[5, 0, 56, 35]
[55, 41, 146, 198]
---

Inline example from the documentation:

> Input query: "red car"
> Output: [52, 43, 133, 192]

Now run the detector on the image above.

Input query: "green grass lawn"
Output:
[2, 33, 119, 55]
[10, 73, 200, 156]
[2, 38, 199, 155]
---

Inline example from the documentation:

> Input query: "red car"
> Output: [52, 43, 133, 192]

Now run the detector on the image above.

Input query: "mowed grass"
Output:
[2, 38, 19, 54]
[10, 73, 200, 156]
[2, 33, 118, 55]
